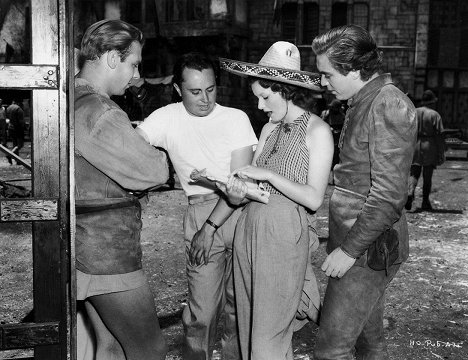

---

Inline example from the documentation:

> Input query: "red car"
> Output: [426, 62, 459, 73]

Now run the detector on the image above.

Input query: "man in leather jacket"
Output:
[75, 19, 169, 360]
[312, 25, 417, 359]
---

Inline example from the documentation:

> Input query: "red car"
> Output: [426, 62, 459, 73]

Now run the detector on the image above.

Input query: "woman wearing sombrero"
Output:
[220, 42, 334, 359]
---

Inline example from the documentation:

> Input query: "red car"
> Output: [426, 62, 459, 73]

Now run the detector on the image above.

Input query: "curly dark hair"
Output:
[311, 25, 382, 81]
[172, 52, 218, 87]
[249, 77, 317, 112]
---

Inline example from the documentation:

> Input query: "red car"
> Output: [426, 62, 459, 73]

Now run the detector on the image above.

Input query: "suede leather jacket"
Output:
[328, 74, 417, 267]
[74, 78, 168, 274]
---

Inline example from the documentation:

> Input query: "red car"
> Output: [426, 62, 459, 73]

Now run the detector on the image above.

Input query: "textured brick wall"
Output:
[219, 0, 422, 124]
[366, 0, 418, 95]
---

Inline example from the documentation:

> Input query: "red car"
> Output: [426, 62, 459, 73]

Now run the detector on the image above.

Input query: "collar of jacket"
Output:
[75, 77, 110, 99]
[347, 73, 393, 108]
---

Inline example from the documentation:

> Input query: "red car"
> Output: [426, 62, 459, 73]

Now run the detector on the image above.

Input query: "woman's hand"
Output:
[225, 176, 248, 205]
[231, 165, 273, 182]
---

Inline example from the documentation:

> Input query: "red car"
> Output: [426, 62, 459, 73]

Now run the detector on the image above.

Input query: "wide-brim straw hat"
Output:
[219, 41, 322, 91]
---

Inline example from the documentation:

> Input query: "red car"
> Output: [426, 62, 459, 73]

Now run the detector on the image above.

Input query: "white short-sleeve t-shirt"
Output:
[138, 102, 258, 196]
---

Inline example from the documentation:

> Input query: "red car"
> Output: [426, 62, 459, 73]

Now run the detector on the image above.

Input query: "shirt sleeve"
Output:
[228, 110, 258, 151]
[136, 106, 170, 148]
[75, 108, 168, 191]
[341, 96, 417, 258]
[434, 111, 444, 133]
[18, 108, 24, 122]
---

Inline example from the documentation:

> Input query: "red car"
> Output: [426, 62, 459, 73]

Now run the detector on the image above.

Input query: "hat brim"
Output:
[219, 58, 323, 91]
[420, 98, 438, 105]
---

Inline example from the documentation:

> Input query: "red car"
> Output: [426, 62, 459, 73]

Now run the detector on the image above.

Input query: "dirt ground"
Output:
[0, 144, 467, 359]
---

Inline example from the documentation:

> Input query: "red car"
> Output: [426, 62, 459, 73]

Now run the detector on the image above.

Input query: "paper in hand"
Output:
[190, 168, 270, 204]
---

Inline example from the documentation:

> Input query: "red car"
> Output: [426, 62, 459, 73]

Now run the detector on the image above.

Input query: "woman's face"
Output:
[251, 80, 288, 123]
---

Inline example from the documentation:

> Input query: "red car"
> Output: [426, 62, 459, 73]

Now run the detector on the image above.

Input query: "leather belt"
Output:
[188, 192, 220, 205]
[334, 186, 367, 200]
[76, 198, 140, 214]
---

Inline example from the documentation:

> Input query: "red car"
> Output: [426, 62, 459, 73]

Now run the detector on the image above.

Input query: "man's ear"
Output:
[349, 69, 361, 80]
[106, 50, 119, 69]
[173, 83, 182, 97]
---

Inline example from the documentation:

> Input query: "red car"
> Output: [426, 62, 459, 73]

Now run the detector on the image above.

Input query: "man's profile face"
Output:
[111, 41, 142, 96]
[175, 67, 217, 117]
[316, 53, 359, 101]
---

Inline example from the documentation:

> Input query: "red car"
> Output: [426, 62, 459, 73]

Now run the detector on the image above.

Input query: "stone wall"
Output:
[367, 0, 418, 95]
[219, 0, 423, 127]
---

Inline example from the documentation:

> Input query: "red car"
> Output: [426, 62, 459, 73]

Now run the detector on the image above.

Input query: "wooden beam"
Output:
[31, 0, 71, 358]
[161, 20, 250, 38]
[0, 199, 58, 222]
[0, 144, 32, 170]
[0, 322, 59, 350]
[0, 65, 58, 89]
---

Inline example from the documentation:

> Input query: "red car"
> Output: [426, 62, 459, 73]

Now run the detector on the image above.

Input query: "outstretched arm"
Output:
[189, 145, 254, 266]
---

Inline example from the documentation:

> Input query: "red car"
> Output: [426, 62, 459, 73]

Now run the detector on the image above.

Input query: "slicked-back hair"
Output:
[80, 19, 144, 62]
[172, 52, 217, 86]
[311, 25, 382, 81]
[250, 77, 317, 113]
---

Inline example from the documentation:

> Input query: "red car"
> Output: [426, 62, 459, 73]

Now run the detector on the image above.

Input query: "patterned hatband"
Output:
[219, 57, 322, 91]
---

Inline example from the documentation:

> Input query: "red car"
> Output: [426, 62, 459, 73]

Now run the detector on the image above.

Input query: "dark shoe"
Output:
[421, 200, 433, 211]
[405, 195, 413, 210]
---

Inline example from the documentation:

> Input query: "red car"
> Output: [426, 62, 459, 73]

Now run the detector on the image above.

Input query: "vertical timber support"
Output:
[30, 0, 73, 359]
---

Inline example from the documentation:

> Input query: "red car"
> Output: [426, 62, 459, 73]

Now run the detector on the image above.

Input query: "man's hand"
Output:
[189, 225, 216, 266]
[321, 247, 356, 278]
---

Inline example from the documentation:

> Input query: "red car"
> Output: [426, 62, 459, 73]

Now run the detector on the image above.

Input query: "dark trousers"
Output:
[314, 264, 400, 360]
[7, 125, 24, 164]
[0, 120, 7, 146]
[408, 164, 434, 202]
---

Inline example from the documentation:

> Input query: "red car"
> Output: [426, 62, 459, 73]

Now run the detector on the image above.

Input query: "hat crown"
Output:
[259, 41, 301, 71]
[422, 90, 436, 101]
[421, 89, 438, 104]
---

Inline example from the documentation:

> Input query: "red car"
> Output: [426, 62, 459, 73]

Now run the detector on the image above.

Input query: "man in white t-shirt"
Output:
[137, 52, 258, 360]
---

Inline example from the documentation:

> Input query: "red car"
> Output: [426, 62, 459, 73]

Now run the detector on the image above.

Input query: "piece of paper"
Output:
[190, 168, 270, 204]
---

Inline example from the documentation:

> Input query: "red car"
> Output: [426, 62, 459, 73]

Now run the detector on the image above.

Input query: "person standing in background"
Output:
[6, 99, 25, 165]
[0, 98, 7, 146]
[406, 89, 445, 211]
[312, 25, 417, 360]
[321, 98, 346, 180]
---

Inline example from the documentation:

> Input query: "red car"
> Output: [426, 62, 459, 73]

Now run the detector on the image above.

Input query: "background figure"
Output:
[321, 99, 345, 131]
[406, 89, 445, 211]
[0, 98, 7, 148]
[6, 99, 25, 164]
[75, 19, 169, 360]
[312, 25, 417, 360]
[321, 99, 345, 174]
[136, 52, 257, 360]
[220, 41, 333, 360]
